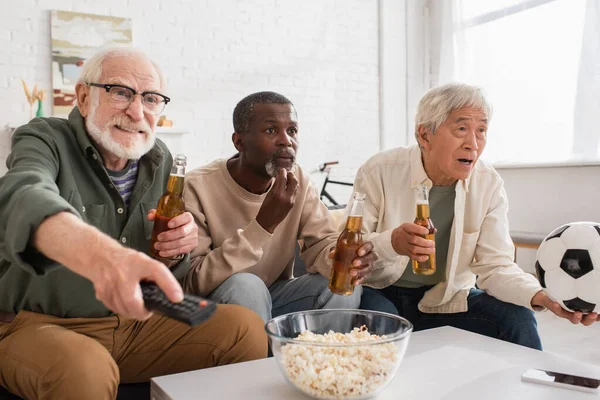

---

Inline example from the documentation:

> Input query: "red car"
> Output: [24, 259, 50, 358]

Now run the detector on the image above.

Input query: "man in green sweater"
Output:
[0, 47, 266, 400]
[184, 91, 392, 322]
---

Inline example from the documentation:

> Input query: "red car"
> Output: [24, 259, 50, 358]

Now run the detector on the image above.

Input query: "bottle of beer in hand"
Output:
[412, 184, 436, 275]
[150, 154, 187, 259]
[328, 192, 366, 295]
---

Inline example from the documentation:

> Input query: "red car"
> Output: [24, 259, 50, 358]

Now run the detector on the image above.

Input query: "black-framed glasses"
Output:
[87, 83, 171, 116]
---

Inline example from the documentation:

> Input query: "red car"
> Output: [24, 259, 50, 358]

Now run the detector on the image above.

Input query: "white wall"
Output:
[378, 0, 407, 151]
[2, 0, 598, 248]
[499, 165, 600, 273]
[0, 0, 382, 188]
[0, 130, 9, 176]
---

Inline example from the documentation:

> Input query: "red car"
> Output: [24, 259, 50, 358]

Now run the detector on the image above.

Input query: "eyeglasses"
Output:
[87, 83, 171, 116]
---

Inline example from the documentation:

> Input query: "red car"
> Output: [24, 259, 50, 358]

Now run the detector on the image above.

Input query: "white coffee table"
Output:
[151, 326, 600, 399]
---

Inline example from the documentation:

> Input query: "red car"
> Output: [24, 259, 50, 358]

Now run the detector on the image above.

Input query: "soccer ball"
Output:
[535, 222, 600, 313]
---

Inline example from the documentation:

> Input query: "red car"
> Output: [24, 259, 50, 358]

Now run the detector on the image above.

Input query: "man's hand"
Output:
[531, 290, 599, 326]
[328, 241, 378, 285]
[148, 210, 198, 258]
[391, 223, 435, 261]
[256, 169, 299, 233]
[32, 211, 184, 321]
[91, 248, 184, 320]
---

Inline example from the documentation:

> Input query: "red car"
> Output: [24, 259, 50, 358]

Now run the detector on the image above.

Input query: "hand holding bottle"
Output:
[391, 223, 436, 262]
[150, 154, 189, 260]
[329, 192, 367, 295]
[328, 240, 378, 286]
[410, 184, 436, 275]
[148, 209, 198, 258]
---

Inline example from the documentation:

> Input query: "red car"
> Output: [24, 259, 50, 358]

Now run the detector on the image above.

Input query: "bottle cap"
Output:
[353, 192, 366, 201]
[174, 154, 187, 165]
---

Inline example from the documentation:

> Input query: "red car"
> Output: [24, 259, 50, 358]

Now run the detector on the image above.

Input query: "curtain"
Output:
[572, 0, 600, 159]
[431, 0, 600, 164]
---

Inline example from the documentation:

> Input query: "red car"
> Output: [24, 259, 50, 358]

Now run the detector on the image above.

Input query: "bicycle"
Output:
[315, 161, 354, 209]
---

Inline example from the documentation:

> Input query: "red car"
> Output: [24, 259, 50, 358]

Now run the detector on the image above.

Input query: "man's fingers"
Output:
[411, 254, 430, 263]
[357, 242, 374, 257]
[146, 209, 157, 221]
[122, 284, 152, 320]
[410, 244, 435, 256]
[548, 301, 579, 323]
[157, 222, 195, 242]
[159, 239, 197, 258]
[571, 311, 583, 324]
[103, 283, 151, 320]
[581, 312, 598, 326]
[353, 253, 376, 267]
[158, 244, 192, 258]
[167, 212, 193, 229]
[286, 171, 299, 194]
[354, 276, 366, 285]
[272, 168, 287, 193]
[407, 235, 435, 248]
[351, 264, 373, 278]
[403, 223, 430, 236]
[132, 284, 153, 320]
[158, 216, 198, 242]
[569, 314, 582, 324]
[165, 235, 197, 249]
[148, 264, 184, 303]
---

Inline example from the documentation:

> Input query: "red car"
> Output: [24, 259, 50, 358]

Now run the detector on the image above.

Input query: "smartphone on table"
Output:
[522, 368, 600, 394]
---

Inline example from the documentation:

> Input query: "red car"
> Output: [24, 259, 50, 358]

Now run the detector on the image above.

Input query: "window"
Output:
[426, 0, 599, 166]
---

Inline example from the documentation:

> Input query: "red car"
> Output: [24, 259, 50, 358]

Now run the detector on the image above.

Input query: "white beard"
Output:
[265, 148, 297, 177]
[85, 100, 155, 160]
[265, 159, 278, 178]
[265, 159, 297, 178]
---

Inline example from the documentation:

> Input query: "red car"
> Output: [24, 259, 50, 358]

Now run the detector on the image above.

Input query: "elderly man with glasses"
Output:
[0, 46, 267, 400]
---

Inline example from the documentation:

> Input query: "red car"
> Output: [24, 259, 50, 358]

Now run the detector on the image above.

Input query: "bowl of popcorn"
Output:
[265, 309, 413, 400]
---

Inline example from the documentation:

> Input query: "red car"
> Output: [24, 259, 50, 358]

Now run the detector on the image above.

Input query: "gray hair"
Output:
[414, 83, 492, 141]
[77, 45, 166, 91]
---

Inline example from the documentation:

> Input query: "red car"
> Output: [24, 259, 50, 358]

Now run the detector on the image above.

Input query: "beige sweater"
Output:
[183, 159, 338, 297]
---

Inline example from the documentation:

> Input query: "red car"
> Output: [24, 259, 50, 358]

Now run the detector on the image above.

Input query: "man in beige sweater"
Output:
[183, 91, 387, 322]
[355, 83, 598, 350]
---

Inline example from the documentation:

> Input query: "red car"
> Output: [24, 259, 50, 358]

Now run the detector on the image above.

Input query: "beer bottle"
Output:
[328, 192, 366, 295]
[412, 184, 436, 275]
[150, 154, 187, 259]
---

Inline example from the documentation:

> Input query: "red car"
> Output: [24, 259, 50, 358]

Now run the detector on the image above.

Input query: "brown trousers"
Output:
[0, 305, 267, 400]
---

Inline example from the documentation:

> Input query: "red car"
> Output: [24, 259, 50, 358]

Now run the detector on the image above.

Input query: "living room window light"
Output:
[422, 0, 599, 167]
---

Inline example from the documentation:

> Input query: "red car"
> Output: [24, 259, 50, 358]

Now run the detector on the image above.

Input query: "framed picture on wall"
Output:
[50, 10, 132, 117]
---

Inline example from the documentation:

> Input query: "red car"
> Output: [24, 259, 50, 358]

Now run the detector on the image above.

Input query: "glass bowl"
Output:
[265, 309, 413, 399]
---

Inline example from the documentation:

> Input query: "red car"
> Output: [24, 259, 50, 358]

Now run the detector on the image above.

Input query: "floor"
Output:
[536, 311, 600, 367]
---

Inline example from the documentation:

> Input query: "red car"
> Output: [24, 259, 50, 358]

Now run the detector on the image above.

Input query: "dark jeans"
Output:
[361, 285, 542, 350]
[360, 286, 399, 315]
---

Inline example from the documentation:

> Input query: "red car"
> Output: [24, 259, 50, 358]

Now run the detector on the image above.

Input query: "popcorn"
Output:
[280, 326, 399, 399]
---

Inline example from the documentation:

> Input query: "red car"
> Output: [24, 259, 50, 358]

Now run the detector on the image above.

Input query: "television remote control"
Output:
[140, 281, 217, 326]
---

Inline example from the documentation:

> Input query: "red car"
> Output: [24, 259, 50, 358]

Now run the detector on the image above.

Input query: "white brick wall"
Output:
[0, 0, 381, 201]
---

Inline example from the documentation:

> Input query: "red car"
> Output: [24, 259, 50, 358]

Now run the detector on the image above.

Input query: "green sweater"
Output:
[0, 108, 189, 318]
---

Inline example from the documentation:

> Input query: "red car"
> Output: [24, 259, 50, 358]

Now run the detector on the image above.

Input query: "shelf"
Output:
[155, 126, 191, 135]
[493, 159, 600, 169]
[4, 126, 191, 137]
